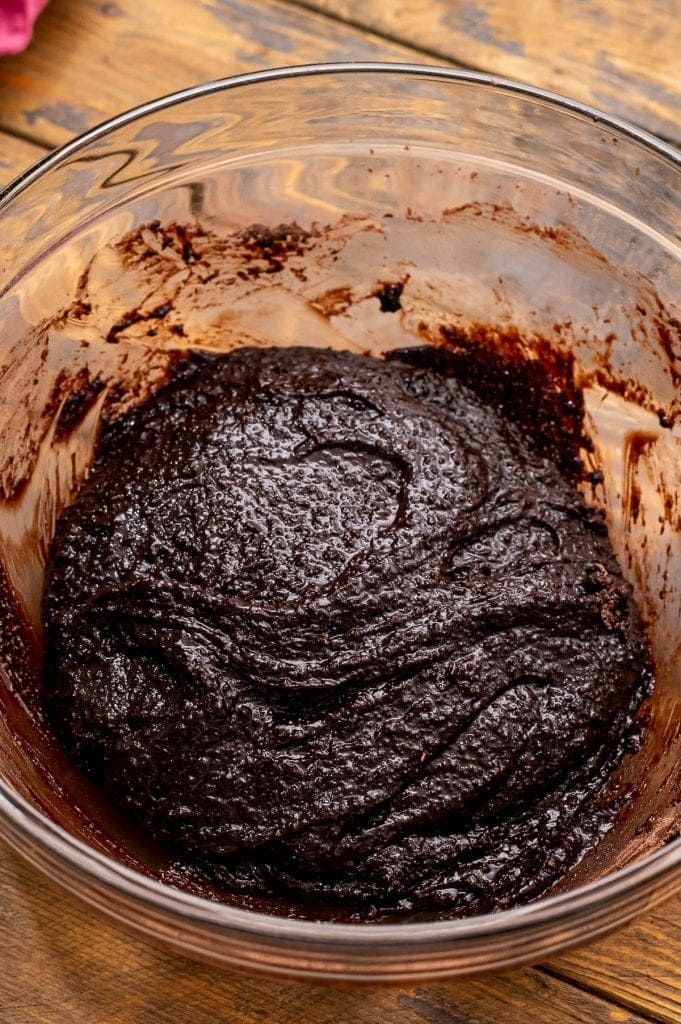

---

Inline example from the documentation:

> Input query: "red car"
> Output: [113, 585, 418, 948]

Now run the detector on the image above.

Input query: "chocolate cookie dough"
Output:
[43, 346, 650, 919]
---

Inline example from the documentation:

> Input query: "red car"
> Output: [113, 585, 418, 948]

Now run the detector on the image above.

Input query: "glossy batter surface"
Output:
[43, 347, 650, 919]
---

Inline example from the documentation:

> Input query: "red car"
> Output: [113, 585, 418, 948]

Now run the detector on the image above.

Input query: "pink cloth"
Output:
[0, 0, 48, 55]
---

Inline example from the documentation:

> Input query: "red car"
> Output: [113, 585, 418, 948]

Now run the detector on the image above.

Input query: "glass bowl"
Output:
[0, 63, 679, 983]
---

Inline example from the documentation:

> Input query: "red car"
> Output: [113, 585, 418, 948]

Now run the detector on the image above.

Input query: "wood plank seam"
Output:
[540, 965, 667, 1024]
[0, 123, 53, 154]
[276, 0, 477, 70]
[278, 0, 681, 146]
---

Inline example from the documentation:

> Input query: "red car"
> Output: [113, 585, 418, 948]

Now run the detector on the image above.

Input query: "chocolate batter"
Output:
[43, 346, 650, 919]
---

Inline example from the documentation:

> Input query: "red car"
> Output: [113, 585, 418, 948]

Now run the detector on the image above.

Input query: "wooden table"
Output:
[0, 1, 679, 1021]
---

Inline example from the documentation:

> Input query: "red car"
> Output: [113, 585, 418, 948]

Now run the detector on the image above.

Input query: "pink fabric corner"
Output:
[0, 0, 48, 55]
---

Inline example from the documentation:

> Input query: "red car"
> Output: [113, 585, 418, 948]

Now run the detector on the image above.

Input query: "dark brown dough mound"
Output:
[43, 346, 650, 919]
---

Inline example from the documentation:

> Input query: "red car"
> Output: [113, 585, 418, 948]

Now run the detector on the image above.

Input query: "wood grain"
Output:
[0, 132, 48, 185]
[0, 0, 445, 149]
[550, 904, 681, 1024]
[295, 0, 681, 143]
[0, 845, 655, 1024]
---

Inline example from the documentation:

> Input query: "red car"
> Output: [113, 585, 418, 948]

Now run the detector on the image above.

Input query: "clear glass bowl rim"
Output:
[0, 61, 679, 947]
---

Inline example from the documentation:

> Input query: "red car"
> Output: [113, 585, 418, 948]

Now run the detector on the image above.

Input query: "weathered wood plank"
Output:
[0, 0, 445, 149]
[550, 902, 681, 1024]
[0, 845, 655, 1024]
[295, 0, 681, 142]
